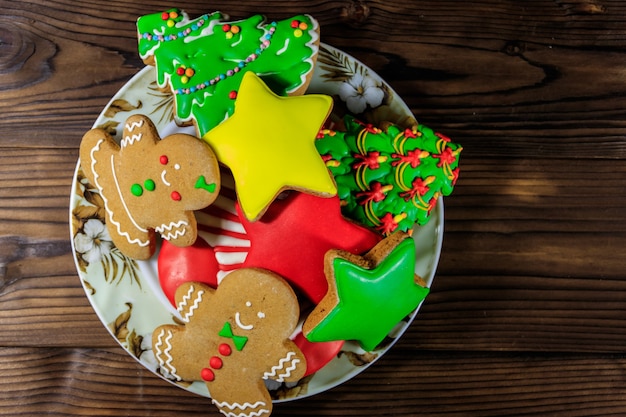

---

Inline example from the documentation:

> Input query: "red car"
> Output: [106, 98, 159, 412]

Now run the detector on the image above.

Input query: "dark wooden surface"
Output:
[1, 0, 626, 415]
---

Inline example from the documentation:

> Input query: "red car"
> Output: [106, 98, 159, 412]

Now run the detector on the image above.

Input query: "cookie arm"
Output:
[262, 340, 307, 383]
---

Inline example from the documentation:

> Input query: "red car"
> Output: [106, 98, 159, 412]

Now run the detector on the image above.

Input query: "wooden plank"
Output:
[1, 0, 626, 153]
[1, 347, 626, 416]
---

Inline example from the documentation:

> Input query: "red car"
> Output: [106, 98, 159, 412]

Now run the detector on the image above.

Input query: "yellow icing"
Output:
[202, 72, 336, 221]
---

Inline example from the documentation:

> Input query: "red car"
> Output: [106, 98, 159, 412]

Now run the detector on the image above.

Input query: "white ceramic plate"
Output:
[69, 43, 443, 401]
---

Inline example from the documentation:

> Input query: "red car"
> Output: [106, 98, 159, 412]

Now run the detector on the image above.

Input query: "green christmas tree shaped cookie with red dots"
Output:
[316, 116, 462, 235]
[137, 8, 320, 136]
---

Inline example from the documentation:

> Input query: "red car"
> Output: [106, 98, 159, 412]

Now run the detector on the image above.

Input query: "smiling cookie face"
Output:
[80, 114, 221, 260]
[152, 268, 306, 417]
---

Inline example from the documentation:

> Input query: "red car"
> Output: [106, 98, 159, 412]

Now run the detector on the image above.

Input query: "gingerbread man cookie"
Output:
[152, 269, 306, 417]
[80, 114, 221, 260]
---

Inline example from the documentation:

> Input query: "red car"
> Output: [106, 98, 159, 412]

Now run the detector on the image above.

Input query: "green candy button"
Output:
[130, 183, 143, 196]
[144, 179, 156, 191]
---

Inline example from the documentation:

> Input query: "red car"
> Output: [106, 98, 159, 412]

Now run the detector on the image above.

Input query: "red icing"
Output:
[293, 331, 344, 377]
[201, 368, 215, 381]
[218, 343, 232, 356]
[237, 192, 381, 303]
[158, 238, 220, 306]
[210, 356, 223, 369]
[159, 155, 169, 165]
[171, 191, 182, 201]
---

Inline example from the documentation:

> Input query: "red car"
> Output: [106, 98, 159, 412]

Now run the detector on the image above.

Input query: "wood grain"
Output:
[3, 347, 626, 416]
[0, 0, 625, 415]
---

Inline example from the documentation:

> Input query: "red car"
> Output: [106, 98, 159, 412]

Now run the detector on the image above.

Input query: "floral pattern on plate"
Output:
[69, 43, 443, 401]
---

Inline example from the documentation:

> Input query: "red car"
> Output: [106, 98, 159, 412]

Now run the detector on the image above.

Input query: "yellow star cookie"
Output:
[202, 72, 336, 221]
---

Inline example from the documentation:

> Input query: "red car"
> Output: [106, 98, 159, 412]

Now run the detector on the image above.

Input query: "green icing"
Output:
[218, 322, 248, 351]
[316, 116, 462, 235]
[137, 9, 319, 136]
[305, 237, 429, 351]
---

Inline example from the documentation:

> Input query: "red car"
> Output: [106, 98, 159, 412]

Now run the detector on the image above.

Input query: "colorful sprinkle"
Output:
[173, 22, 278, 96]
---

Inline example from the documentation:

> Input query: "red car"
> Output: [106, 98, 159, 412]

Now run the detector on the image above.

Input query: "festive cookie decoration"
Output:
[316, 116, 462, 235]
[237, 191, 381, 304]
[158, 174, 250, 306]
[152, 269, 306, 417]
[302, 232, 429, 351]
[203, 71, 336, 221]
[79, 114, 220, 260]
[137, 8, 320, 136]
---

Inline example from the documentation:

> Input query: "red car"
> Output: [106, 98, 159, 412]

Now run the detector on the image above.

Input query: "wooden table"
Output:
[2, 0, 625, 415]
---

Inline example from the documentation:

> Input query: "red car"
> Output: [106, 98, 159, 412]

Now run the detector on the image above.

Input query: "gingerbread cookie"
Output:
[316, 116, 462, 235]
[80, 114, 220, 260]
[137, 8, 320, 136]
[152, 269, 306, 416]
[303, 232, 429, 351]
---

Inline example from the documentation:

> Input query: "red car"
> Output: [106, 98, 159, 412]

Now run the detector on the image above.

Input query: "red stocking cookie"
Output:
[152, 269, 306, 416]
[80, 114, 221, 259]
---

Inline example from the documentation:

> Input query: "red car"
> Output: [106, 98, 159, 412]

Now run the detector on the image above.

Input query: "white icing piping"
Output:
[125, 118, 145, 132]
[89, 139, 150, 247]
[235, 312, 254, 330]
[156, 220, 189, 240]
[155, 329, 181, 381]
[110, 154, 149, 235]
[275, 38, 290, 55]
[262, 351, 299, 382]
[177, 286, 204, 322]
[160, 169, 171, 186]
[211, 399, 268, 417]
[120, 133, 142, 147]
[286, 14, 319, 94]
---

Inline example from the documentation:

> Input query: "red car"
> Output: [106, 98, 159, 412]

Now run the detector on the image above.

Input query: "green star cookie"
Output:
[303, 232, 429, 351]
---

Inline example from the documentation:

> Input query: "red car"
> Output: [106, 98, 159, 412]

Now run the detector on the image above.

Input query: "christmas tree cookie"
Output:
[316, 116, 462, 235]
[137, 8, 320, 136]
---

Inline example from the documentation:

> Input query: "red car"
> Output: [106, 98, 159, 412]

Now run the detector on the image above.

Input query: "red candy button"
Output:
[218, 343, 232, 356]
[201, 368, 215, 382]
[210, 356, 223, 369]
